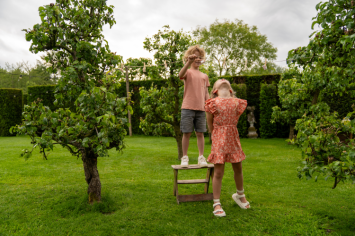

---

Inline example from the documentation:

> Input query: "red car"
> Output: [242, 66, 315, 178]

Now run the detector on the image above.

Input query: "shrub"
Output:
[0, 89, 23, 136]
[27, 85, 56, 111]
[260, 84, 277, 138]
[231, 83, 248, 138]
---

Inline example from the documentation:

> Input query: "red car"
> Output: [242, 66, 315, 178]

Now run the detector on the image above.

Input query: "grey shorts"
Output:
[180, 109, 207, 133]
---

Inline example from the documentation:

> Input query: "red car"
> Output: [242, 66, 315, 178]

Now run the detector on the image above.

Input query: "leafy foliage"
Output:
[0, 89, 22, 136]
[260, 84, 277, 138]
[193, 19, 277, 76]
[12, 0, 129, 201]
[231, 83, 248, 138]
[140, 26, 194, 158]
[27, 85, 56, 111]
[284, 0, 355, 188]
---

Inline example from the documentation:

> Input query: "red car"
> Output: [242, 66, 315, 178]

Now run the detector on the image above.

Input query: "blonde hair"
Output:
[210, 79, 236, 98]
[183, 45, 206, 63]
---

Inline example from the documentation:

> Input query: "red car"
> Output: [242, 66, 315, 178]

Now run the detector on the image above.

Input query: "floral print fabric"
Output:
[205, 97, 248, 164]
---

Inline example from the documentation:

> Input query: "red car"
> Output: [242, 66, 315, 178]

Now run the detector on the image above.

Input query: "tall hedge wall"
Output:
[322, 92, 355, 118]
[259, 84, 277, 138]
[0, 89, 23, 136]
[28, 85, 56, 111]
[116, 80, 168, 135]
[231, 83, 248, 138]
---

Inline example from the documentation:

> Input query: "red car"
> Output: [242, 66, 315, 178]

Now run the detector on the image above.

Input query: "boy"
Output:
[178, 45, 210, 167]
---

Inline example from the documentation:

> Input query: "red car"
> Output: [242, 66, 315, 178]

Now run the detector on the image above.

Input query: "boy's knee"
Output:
[183, 132, 192, 138]
[195, 132, 204, 137]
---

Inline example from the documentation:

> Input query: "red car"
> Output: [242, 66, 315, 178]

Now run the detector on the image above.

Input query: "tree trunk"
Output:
[82, 150, 101, 203]
[125, 66, 132, 136]
[174, 126, 183, 160]
[288, 125, 295, 144]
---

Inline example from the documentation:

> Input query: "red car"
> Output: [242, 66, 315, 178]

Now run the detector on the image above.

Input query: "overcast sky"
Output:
[0, 0, 321, 69]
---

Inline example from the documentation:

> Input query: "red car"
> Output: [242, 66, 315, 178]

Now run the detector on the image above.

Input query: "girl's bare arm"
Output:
[206, 112, 214, 133]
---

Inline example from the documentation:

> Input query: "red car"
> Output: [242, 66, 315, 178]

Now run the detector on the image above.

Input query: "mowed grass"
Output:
[0, 136, 355, 236]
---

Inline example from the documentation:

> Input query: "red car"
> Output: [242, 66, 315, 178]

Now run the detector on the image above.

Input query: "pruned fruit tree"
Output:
[279, 0, 355, 188]
[13, 0, 129, 202]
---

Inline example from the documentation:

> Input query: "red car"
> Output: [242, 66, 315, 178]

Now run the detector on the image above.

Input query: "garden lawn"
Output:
[0, 136, 354, 236]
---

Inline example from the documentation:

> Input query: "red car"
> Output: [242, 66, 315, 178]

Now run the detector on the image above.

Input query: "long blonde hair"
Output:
[210, 79, 236, 98]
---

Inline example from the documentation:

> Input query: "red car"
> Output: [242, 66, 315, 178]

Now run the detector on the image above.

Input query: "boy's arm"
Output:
[178, 54, 196, 79]
[206, 112, 214, 133]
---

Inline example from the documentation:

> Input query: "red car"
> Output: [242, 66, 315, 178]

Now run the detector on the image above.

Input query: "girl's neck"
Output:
[218, 88, 231, 98]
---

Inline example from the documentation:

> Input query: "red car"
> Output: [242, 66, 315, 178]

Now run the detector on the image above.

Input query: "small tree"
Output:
[272, 66, 310, 140]
[282, 0, 355, 188]
[13, 0, 129, 202]
[193, 19, 277, 76]
[140, 26, 194, 159]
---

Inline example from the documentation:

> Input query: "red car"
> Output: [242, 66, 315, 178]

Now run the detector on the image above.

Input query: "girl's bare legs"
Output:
[195, 132, 204, 156]
[232, 162, 250, 208]
[213, 164, 225, 214]
[182, 132, 192, 156]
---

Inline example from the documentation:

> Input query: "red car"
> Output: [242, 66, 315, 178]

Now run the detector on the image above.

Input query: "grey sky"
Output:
[0, 0, 321, 69]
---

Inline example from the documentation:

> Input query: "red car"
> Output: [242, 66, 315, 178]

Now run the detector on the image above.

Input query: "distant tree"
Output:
[13, 0, 128, 202]
[193, 19, 277, 76]
[125, 58, 161, 81]
[140, 26, 194, 159]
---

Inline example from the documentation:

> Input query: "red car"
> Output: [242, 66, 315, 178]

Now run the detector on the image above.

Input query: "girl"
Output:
[205, 79, 250, 217]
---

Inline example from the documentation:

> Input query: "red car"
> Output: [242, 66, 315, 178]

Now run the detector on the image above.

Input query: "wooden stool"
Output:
[171, 164, 214, 204]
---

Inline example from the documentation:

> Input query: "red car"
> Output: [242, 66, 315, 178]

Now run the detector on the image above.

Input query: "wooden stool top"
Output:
[171, 164, 214, 170]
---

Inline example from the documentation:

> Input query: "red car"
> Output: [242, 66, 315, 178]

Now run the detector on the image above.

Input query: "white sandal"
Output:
[213, 199, 226, 217]
[232, 189, 250, 209]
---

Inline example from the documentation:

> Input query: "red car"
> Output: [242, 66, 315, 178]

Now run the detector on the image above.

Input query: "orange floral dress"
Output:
[205, 97, 248, 164]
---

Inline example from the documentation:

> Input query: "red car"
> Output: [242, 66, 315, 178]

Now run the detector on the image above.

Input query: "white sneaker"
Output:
[181, 155, 189, 168]
[198, 155, 208, 167]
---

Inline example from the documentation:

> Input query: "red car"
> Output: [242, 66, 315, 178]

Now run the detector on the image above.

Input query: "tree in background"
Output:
[13, 0, 129, 202]
[125, 57, 161, 81]
[193, 19, 277, 76]
[0, 61, 55, 93]
[282, 1, 355, 188]
[140, 26, 193, 159]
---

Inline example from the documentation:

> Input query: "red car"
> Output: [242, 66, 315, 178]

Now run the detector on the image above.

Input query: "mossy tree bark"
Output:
[82, 150, 101, 203]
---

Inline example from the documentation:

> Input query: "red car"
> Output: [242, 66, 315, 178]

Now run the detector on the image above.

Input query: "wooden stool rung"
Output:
[177, 179, 209, 184]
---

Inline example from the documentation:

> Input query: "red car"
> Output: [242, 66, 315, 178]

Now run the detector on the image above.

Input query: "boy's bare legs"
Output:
[231, 162, 250, 208]
[195, 132, 204, 156]
[182, 132, 192, 156]
[213, 164, 225, 214]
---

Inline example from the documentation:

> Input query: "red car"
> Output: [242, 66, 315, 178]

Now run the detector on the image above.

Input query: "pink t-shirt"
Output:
[180, 69, 210, 111]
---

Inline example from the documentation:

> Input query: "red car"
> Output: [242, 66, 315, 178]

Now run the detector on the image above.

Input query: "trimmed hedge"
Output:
[259, 84, 277, 138]
[23, 94, 28, 106]
[231, 83, 248, 138]
[0, 89, 23, 136]
[28, 85, 56, 111]
[116, 80, 169, 135]
[322, 92, 355, 119]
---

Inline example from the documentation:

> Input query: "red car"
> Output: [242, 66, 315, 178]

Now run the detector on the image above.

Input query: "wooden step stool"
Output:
[171, 164, 214, 204]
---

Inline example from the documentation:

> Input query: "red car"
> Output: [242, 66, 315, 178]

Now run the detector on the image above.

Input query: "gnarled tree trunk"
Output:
[82, 150, 101, 203]
[174, 126, 183, 160]
[288, 125, 295, 145]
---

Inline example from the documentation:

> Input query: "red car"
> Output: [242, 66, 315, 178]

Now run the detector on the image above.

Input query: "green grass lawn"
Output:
[0, 136, 354, 236]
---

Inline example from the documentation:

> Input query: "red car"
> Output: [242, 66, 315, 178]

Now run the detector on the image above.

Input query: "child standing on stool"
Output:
[205, 79, 250, 217]
[178, 45, 210, 167]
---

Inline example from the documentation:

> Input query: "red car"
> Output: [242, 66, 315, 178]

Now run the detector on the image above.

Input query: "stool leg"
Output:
[205, 168, 211, 194]
[173, 169, 178, 196]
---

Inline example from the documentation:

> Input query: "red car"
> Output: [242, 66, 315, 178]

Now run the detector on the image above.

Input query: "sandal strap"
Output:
[237, 189, 244, 194]
[234, 193, 245, 199]
[213, 199, 220, 203]
[213, 202, 221, 208]
[213, 209, 224, 214]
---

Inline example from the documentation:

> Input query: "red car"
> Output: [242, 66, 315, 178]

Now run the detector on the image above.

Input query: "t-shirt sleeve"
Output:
[236, 98, 247, 116]
[180, 69, 190, 80]
[205, 98, 217, 114]
[206, 75, 210, 87]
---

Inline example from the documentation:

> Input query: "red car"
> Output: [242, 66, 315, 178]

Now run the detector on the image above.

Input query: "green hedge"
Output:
[259, 84, 277, 138]
[231, 83, 248, 138]
[322, 92, 355, 119]
[28, 85, 56, 111]
[23, 94, 28, 106]
[117, 80, 168, 135]
[0, 89, 23, 136]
